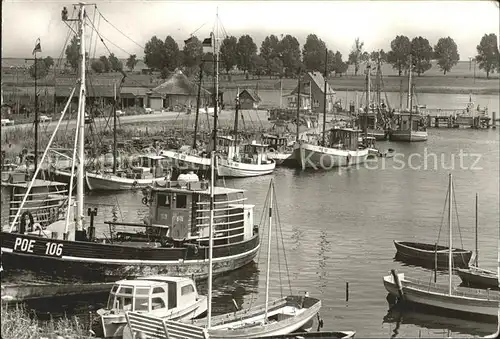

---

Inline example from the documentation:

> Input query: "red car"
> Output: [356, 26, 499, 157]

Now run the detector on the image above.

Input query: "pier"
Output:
[422, 108, 494, 129]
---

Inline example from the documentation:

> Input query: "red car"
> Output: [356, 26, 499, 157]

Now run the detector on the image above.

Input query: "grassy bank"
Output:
[1, 303, 94, 339]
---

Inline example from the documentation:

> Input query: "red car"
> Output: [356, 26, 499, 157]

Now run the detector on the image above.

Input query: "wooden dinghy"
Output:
[456, 266, 499, 290]
[1, 280, 113, 302]
[393, 240, 472, 269]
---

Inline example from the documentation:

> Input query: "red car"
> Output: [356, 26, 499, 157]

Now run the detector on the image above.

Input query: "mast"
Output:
[322, 48, 327, 146]
[264, 179, 274, 321]
[193, 61, 203, 149]
[113, 82, 117, 174]
[76, 4, 86, 231]
[295, 77, 300, 141]
[233, 88, 240, 144]
[212, 10, 219, 153]
[448, 173, 453, 295]
[408, 55, 413, 132]
[207, 150, 215, 328]
[34, 53, 39, 175]
[406, 55, 412, 111]
[475, 193, 478, 267]
[365, 64, 371, 140]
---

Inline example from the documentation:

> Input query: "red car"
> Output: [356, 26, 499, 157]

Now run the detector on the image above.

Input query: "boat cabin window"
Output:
[112, 296, 132, 311]
[152, 286, 165, 294]
[134, 296, 149, 311]
[151, 297, 166, 310]
[158, 194, 171, 207]
[118, 286, 133, 294]
[174, 194, 187, 209]
[181, 284, 194, 296]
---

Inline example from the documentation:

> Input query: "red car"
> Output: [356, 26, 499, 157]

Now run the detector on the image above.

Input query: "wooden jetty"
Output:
[421, 108, 494, 129]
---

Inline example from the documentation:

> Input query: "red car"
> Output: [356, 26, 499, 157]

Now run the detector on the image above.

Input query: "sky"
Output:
[2, 0, 499, 61]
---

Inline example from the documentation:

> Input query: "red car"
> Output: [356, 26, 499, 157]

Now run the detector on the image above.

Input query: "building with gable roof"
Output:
[283, 71, 336, 113]
[238, 89, 261, 110]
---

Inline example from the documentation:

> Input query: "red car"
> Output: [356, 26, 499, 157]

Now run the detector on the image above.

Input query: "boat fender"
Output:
[19, 211, 34, 234]
[268, 148, 275, 153]
[132, 180, 138, 187]
[141, 197, 149, 206]
[193, 245, 198, 255]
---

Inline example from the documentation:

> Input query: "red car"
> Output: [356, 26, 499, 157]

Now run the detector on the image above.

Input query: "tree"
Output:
[164, 36, 181, 72]
[278, 34, 302, 77]
[220, 36, 238, 74]
[126, 54, 138, 71]
[251, 54, 266, 78]
[99, 55, 111, 73]
[370, 49, 387, 63]
[108, 53, 123, 71]
[144, 35, 166, 70]
[302, 34, 327, 72]
[236, 35, 257, 76]
[331, 51, 348, 77]
[433, 37, 460, 75]
[387, 35, 411, 76]
[91, 60, 105, 73]
[476, 33, 499, 78]
[43, 56, 54, 69]
[410, 36, 433, 76]
[260, 34, 280, 75]
[181, 36, 203, 69]
[268, 57, 284, 78]
[348, 38, 365, 76]
[65, 36, 79, 71]
[29, 59, 48, 79]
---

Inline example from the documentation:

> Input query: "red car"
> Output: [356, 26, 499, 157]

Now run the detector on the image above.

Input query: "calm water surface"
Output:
[8, 129, 499, 338]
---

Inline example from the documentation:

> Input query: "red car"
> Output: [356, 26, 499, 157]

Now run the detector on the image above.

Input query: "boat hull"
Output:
[293, 142, 369, 170]
[0, 232, 260, 282]
[217, 158, 276, 177]
[383, 274, 499, 317]
[160, 150, 211, 171]
[85, 172, 165, 191]
[267, 152, 293, 166]
[389, 130, 428, 142]
[394, 241, 472, 269]
[367, 129, 387, 141]
[456, 266, 499, 290]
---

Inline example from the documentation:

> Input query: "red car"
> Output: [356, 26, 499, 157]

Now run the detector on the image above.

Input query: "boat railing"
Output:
[404, 277, 500, 300]
[196, 197, 247, 206]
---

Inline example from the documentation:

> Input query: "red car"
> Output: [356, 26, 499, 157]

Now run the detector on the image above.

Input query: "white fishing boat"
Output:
[383, 174, 500, 318]
[293, 128, 369, 170]
[98, 275, 207, 338]
[262, 134, 294, 166]
[216, 136, 276, 177]
[85, 154, 168, 191]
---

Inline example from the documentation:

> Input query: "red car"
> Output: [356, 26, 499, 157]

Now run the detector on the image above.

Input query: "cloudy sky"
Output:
[2, 0, 499, 60]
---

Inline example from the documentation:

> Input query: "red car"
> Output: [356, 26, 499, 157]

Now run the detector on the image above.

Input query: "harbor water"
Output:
[10, 127, 498, 338]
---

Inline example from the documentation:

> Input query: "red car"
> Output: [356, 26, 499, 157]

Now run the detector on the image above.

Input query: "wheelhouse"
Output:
[327, 128, 362, 150]
[261, 134, 288, 150]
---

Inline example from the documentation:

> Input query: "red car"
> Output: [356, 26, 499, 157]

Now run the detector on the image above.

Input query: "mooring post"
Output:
[87, 207, 97, 240]
[492, 111, 496, 129]
[345, 281, 349, 302]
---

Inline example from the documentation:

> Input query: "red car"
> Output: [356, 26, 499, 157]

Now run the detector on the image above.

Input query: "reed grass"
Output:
[0, 303, 94, 339]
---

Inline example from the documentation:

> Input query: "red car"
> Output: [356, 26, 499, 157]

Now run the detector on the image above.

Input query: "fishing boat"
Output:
[388, 55, 428, 142]
[264, 332, 356, 339]
[456, 194, 498, 289]
[261, 133, 294, 166]
[85, 154, 168, 191]
[393, 240, 472, 269]
[383, 174, 500, 318]
[97, 275, 207, 338]
[216, 136, 276, 177]
[1, 6, 260, 284]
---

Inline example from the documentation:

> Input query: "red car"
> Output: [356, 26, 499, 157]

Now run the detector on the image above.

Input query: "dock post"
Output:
[492, 112, 496, 129]
[434, 116, 439, 128]
[345, 282, 349, 302]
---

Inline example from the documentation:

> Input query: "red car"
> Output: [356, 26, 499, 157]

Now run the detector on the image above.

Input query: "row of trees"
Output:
[57, 32, 500, 80]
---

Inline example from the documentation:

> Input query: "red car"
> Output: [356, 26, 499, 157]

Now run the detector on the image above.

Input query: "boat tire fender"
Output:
[132, 180, 138, 188]
[20, 211, 35, 233]
[268, 148, 275, 153]
[194, 245, 198, 255]
[141, 197, 148, 206]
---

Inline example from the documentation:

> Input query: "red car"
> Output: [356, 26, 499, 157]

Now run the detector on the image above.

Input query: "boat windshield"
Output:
[107, 284, 135, 311]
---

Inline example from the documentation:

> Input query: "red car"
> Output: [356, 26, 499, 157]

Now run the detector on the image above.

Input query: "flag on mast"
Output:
[32, 38, 41, 55]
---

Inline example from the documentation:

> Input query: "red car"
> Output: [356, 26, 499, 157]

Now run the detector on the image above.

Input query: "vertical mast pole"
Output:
[76, 4, 86, 231]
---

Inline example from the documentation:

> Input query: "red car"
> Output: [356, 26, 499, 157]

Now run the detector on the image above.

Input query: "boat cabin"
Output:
[327, 128, 361, 151]
[358, 136, 376, 149]
[239, 141, 273, 165]
[217, 136, 240, 160]
[393, 112, 427, 132]
[261, 134, 289, 151]
[128, 155, 167, 179]
[142, 175, 255, 246]
[1, 177, 68, 232]
[357, 112, 378, 131]
[106, 276, 199, 313]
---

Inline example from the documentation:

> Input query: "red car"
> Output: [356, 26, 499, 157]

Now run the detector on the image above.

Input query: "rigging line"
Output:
[274, 190, 283, 299]
[92, 13, 101, 59]
[273, 181, 293, 296]
[451, 180, 465, 250]
[189, 21, 209, 38]
[56, 7, 77, 70]
[87, 5, 97, 68]
[86, 16, 134, 58]
[436, 182, 449, 244]
[95, 7, 145, 50]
